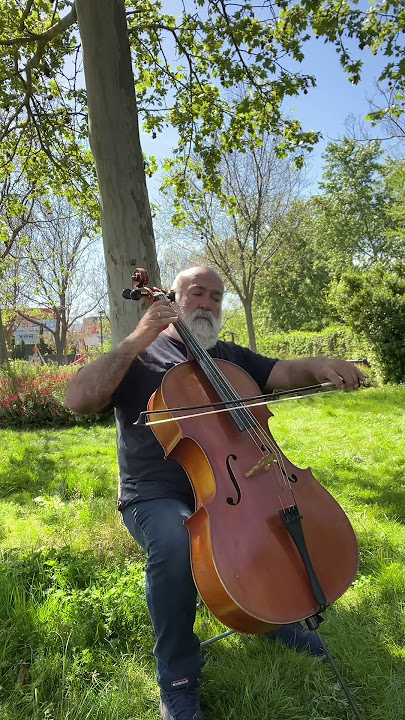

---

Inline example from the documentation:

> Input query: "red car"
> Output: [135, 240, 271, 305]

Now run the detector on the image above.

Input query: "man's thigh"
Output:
[122, 498, 194, 559]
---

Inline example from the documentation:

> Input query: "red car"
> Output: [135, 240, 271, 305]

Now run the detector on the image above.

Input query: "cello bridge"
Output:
[245, 454, 277, 478]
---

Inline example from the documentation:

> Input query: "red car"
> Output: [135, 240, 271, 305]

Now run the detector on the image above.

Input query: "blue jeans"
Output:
[122, 499, 204, 690]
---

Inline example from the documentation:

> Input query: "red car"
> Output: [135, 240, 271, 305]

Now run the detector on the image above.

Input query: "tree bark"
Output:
[54, 334, 64, 365]
[75, 0, 160, 347]
[242, 298, 257, 352]
[0, 308, 9, 366]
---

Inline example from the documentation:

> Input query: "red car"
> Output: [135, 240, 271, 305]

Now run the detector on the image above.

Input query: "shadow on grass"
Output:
[0, 545, 150, 695]
[0, 547, 148, 720]
[0, 441, 58, 501]
[1, 539, 404, 720]
[317, 459, 405, 523]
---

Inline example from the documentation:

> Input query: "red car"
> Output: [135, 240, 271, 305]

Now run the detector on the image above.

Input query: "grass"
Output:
[0, 385, 404, 720]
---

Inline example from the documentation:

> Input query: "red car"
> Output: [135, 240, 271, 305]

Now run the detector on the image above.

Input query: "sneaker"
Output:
[159, 683, 204, 720]
[266, 621, 325, 657]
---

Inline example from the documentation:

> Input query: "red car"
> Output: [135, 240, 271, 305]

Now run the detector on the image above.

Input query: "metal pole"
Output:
[99, 311, 104, 349]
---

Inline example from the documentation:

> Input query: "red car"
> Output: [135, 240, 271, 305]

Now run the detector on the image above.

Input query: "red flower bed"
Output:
[0, 370, 111, 428]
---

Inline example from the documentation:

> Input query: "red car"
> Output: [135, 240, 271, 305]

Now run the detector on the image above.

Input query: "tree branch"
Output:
[0, 3, 77, 46]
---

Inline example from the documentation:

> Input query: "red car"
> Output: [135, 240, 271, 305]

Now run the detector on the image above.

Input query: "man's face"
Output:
[175, 269, 224, 349]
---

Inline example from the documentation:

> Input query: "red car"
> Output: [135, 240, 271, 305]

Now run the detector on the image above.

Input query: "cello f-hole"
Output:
[225, 454, 241, 506]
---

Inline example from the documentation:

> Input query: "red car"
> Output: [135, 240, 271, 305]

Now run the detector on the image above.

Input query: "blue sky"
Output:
[140, 25, 396, 203]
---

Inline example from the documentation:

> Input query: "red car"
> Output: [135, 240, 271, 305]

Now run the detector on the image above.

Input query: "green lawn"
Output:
[0, 385, 404, 720]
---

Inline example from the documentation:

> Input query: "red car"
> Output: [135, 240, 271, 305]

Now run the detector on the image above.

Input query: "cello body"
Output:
[148, 358, 359, 634]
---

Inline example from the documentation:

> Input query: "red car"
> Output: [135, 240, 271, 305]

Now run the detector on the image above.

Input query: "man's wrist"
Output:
[118, 332, 145, 359]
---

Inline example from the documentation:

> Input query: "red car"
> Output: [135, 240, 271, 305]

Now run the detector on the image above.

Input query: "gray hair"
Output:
[171, 266, 223, 298]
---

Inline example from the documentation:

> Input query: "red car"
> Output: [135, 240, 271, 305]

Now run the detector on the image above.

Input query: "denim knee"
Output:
[148, 521, 191, 581]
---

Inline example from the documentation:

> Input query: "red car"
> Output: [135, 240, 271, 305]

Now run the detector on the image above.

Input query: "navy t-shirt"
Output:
[113, 333, 278, 509]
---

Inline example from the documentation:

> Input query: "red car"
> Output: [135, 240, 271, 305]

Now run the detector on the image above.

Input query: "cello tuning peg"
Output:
[122, 288, 142, 300]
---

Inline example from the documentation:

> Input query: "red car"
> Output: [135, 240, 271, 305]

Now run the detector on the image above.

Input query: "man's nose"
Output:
[199, 298, 212, 310]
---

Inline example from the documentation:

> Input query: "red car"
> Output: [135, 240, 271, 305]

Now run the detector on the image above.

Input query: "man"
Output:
[65, 266, 364, 720]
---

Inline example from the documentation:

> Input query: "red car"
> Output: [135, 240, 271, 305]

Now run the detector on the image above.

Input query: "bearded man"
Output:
[65, 266, 364, 720]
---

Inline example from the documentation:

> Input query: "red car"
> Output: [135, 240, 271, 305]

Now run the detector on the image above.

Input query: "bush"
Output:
[256, 325, 379, 382]
[257, 324, 371, 361]
[0, 361, 112, 429]
[220, 315, 377, 380]
[330, 264, 405, 384]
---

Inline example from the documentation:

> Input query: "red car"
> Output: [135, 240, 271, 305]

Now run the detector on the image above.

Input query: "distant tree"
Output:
[313, 139, 404, 273]
[0, 310, 8, 365]
[17, 196, 103, 364]
[0, 145, 39, 364]
[253, 200, 335, 332]
[167, 133, 305, 350]
[254, 146, 405, 335]
[1, 252, 36, 355]
[366, 81, 405, 140]
[382, 157, 405, 253]
[331, 262, 405, 383]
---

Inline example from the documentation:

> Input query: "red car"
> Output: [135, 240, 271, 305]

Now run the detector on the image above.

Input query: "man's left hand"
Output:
[311, 358, 365, 390]
[266, 357, 366, 392]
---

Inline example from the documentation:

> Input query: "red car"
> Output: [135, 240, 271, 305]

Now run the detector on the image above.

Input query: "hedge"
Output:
[257, 325, 371, 363]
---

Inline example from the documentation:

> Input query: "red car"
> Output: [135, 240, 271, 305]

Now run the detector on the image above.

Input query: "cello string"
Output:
[175, 318, 274, 439]
[173, 318, 294, 504]
[173, 318, 294, 507]
[145, 399, 294, 502]
[156, 296, 298, 505]
[145, 397, 292, 506]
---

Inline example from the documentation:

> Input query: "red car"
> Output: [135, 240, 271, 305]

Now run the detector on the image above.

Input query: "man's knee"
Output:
[150, 522, 190, 573]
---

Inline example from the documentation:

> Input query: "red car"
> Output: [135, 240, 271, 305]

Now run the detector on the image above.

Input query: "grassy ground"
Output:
[0, 385, 404, 720]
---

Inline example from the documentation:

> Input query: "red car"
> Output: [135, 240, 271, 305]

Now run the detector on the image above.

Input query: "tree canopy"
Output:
[163, 133, 305, 349]
[313, 138, 404, 271]
[1, 0, 404, 193]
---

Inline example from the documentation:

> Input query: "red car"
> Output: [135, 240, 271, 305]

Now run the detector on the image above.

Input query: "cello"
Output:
[124, 268, 362, 718]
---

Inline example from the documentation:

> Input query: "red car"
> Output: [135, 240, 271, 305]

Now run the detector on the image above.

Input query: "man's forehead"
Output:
[188, 281, 223, 295]
[184, 269, 223, 292]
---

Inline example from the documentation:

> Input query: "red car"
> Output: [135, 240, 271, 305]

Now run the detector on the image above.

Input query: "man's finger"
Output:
[326, 365, 363, 389]
[324, 368, 346, 389]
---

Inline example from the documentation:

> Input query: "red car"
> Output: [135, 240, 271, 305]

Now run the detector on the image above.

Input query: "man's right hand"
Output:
[129, 299, 179, 350]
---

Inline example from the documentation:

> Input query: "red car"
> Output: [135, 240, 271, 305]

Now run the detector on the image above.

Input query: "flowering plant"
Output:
[0, 363, 111, 428]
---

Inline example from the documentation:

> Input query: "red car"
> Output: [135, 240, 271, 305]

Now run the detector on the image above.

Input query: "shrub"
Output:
[257, 325, 371, 362]
[256, 325, 378, 382]
[0, 361, 112, 429]
[330, 263, 405, 383]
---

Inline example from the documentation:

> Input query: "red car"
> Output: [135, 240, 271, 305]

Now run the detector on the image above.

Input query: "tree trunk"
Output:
[61, 321, 68, 365]
[242, 298, 257, 352]
[0, 308, 9, 366]
[75, 0, 160, 347]
[54, 335, 64, 365]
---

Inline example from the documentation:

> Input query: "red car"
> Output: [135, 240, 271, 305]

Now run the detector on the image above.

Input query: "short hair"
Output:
[171, 266, 223, 296]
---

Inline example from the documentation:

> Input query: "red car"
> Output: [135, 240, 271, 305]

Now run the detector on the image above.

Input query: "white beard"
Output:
[177, 304, 222, 349]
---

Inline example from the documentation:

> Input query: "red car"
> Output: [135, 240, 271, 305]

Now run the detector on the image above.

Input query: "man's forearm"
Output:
[66, 299, 180, 414]
[266, 356, 364, 392]
[283, 358, 327, 388]
[65, 336, 143, 414]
